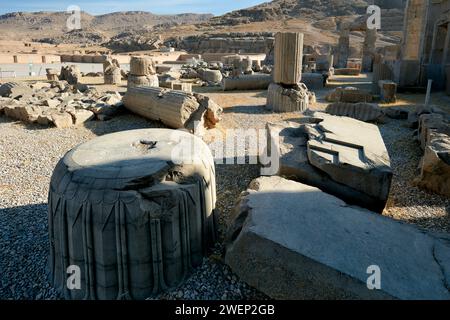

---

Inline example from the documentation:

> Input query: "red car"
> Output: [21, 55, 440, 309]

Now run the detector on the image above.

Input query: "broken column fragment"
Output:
[59, 65, 80, 85]
[273, 32, 303, 85]
[222, 74, 272, 91]
[267, 32, 311, 113]
[46, 69, 59, 81]
[128, 56, 159, 89]
[123, 86, 222, 133]
[266, 83, 310, 113]
[48, 129, 217, 299]
[265, 112, 392, 212]
[225, 176, 450, 300]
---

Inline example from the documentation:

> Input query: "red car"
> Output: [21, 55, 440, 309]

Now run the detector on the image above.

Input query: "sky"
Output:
[0, 0, 268, 16]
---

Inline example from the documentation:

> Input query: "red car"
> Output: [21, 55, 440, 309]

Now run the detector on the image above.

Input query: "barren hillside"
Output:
[0, 11, 213, 41]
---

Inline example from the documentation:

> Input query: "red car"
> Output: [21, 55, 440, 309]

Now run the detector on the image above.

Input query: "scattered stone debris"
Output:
[0, 81, 124, 127]
[326, 86, 373, 103]
[413, 109, 450, 197]
[59, 65, 81, 85]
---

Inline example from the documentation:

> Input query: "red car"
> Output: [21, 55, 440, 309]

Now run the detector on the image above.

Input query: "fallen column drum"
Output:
[48, 129, 217, 300]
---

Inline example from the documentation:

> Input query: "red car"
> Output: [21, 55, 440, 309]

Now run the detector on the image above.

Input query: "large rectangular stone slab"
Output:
[265, 112, 392, 212]
[305, 112, 392, 203]
[225, 176, 450, 300]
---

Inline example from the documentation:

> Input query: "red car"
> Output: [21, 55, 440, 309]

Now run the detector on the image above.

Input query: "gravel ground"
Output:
[1, 85, 449, 300]
[379, 116, 450, 232]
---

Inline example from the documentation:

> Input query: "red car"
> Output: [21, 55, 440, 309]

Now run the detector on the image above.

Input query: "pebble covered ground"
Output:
[1, 82, 449, 300]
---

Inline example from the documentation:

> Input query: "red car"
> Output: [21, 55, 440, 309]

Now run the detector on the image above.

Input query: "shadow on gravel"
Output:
[223, 105, 268, 114]
[0, 203, 61, 300]
[82, 112, 166, 137]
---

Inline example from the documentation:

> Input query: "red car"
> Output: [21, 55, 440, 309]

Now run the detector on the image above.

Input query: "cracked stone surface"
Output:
[226, 176, 450, 300]
[48, 128, 217, 299]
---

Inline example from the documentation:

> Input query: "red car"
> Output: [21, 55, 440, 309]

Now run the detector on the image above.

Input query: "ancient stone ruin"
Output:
[266, 32, 312, 113]
[265, 111, 393, 213]
[123, 86, 222, 135]
[225, 176, 450, 300]
[128, 56, 159, 88]
[103, 58, 122, 85]
[48, 129, 217, 299]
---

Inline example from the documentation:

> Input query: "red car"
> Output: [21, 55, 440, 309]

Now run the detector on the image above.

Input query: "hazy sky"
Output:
[0, 0, 268, 16]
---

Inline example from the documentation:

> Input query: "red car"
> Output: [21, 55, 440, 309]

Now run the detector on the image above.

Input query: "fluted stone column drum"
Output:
[48, 129, 217, 300]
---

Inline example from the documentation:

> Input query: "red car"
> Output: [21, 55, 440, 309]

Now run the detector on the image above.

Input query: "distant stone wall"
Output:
[172, 33, 275, 54]
[0, 54, 61, 64]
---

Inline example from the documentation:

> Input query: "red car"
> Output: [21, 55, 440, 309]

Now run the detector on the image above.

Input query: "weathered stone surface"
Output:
[326, 87, 372, 103]
[124, 86, 198, 129]
[265, 112, 392, 212]
[0, 82, 32, 99]
[225, 176, 450, 300]
[59, 65, 81, 85]
[273, 32, 303, 85]
[4, 105, 42, 123]
[124, 86, 222, 133]
[127, 74, 159, 89]
[130, 56, 156, 76]
[46, 68, 59, 81]
[198, 68, 223, 83]
[104, 67, 122, 85]
[306, 112, 392, 205]
[415, 130, 450, 197]
[379, 80, 397, 103]
[325, 102, 384, 122]
[44, 99, 60, 108]
[51, 112, 73, 128]
[372, 63, 394, 94]
[221, 74, 272, 91]
[414, 113, 450, 196]
[266, 83, 310, 113]
[68, 109, 95, 126]
[49, 129, 217, 299]
[171, 82, 193, 93]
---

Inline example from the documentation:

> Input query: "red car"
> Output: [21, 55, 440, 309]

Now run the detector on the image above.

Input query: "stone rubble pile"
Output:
[0, 81, 124, 128]
[409, 105, 450, 197]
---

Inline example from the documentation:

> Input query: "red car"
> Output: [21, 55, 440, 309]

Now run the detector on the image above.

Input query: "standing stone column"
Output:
[362, 29, 377, 72]
[273, 33, 304, 85]
[337, 29, 350, 69]
[267, 32, 311, 113]
[128, 56, 159, 89]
